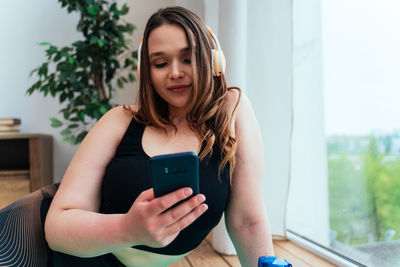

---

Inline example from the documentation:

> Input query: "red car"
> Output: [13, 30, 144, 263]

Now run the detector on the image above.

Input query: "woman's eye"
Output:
[154, 62, 167, 68]
[183, 58, 191, 64]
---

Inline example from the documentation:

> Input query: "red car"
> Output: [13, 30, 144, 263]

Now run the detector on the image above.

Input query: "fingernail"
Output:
[184, 188, 193, 196]
[197, 195, 206, 203]
[201, 204, 208, 212]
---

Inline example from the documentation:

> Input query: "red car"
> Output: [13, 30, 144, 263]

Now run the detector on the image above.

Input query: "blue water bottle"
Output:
[258, 256, 292, 267]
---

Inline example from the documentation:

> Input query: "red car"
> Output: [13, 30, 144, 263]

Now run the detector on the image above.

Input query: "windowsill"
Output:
[286, 230, 361, 267]
[274, 237, 335, 267]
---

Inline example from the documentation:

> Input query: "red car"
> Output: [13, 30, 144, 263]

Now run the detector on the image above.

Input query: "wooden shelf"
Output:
[0, 134, 53, 208]
[0, 133, 49, 140]
[0, 169, 30, 177]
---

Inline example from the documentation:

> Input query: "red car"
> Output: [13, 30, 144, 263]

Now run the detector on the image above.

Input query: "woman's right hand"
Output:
[122, 187, 208, 248]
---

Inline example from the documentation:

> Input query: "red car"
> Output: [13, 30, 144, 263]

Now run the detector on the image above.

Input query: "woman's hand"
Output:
[122, 187, 208, 248]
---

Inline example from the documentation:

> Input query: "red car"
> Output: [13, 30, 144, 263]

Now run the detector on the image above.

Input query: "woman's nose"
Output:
[168, 60, 184, 79]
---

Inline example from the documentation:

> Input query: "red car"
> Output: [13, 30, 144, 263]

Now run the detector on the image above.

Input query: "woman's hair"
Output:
[125, 6, 241, 182]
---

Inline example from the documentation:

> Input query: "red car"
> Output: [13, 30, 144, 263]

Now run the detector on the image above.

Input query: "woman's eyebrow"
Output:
[149, 47, 190, 59]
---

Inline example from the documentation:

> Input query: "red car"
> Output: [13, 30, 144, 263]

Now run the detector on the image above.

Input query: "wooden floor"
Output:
[171, 235, 336, 267]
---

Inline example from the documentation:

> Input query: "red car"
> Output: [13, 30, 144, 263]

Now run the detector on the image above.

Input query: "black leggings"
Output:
[0, 184, 124, 267]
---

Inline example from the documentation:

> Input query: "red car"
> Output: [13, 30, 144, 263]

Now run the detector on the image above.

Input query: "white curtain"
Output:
[245, 0, 293, 240]
[287, 0, 329, 246]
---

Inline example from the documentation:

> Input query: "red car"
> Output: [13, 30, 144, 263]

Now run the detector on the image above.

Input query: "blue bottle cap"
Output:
[258, 256, 292, 267]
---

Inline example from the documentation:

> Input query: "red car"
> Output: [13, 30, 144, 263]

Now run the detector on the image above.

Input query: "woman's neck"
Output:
[168, 107, 187, 126]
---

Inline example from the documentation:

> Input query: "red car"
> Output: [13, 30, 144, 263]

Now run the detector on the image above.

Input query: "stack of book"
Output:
[0, 118, 21, 135]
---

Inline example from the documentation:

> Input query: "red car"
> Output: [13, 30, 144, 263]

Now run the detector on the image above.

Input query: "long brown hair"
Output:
[125, 6, 241, 182]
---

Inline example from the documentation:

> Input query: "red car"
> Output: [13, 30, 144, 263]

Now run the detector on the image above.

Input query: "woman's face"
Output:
[147, 24, 193, 115]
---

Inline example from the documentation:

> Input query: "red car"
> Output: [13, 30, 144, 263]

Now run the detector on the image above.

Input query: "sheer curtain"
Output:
[287, 0, 329, 246]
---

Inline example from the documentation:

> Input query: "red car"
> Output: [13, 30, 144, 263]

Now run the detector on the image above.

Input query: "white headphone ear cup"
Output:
[211, 49, 225, 77]
[217, 50, 226, 75]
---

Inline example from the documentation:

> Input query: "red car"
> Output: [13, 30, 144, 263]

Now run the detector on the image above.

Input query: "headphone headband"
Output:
[137, 38, 143, 78]
[207, 27, 222, 51]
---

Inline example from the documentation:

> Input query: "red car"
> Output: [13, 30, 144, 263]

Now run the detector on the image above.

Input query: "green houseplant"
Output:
[27, 0, 137, 144]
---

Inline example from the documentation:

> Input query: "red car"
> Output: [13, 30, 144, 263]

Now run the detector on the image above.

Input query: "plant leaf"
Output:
[68, 135, 76, 144]
[110, 3, 116, 12]
[90, 36, 98, 45]
[61, 129, 72, 136]
[78, 111, 85, 122]
[99, 106, 108, 114]
[50, 117, 63, 128]
[68, 124, 79, 129]
[75, 131, 88, 144]
[97, 39, 105, 48]
[68, 56, 74, 64]
[117, 78, 123, 88]
[87, 6, 97, 16]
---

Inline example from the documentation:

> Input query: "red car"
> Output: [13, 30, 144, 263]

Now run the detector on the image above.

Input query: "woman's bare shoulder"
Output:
[226, 88, 254, 114]
[101, 105, 138, 124]
[82, 105, 137, 146]
[110, 104, 138, 117]
[223, 88, 242, 137]
[226, 88, 248, 119]
[120, 104, 139, 114]
[225, 87, 241, 102]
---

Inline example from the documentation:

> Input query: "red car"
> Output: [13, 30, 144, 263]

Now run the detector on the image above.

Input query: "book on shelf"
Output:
[0, 118, 21, 126]
[0, 125, 20, 131]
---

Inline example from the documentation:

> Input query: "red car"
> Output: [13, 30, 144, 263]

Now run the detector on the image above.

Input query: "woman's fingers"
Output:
[161, 203, 208, 237]
[126, 188, 207, 248]
[148, 187, 194, 215]
[158, 194, 206, 227]
[136, 188, 156, 201]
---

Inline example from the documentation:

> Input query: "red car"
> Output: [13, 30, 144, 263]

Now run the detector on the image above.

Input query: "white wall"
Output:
[0, 0, 82, 182]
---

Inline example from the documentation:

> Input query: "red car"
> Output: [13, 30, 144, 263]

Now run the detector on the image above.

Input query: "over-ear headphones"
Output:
[136, 26, 226, 78]
[207, 26, 226, 77]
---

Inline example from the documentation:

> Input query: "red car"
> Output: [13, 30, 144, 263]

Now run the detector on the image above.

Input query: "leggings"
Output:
[0, 184, 124, 267]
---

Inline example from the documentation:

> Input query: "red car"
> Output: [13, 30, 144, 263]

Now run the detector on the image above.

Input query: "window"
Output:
[287, 1, 400, 266]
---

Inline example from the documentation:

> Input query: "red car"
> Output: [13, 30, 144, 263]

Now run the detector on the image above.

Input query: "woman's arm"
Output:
[44, 106, 137, 256]
[224, 92, 274, 266]
[45, 106, 208, 257]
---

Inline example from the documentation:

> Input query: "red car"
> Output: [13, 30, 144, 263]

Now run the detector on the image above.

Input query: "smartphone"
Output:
[150, 151, 200, 198]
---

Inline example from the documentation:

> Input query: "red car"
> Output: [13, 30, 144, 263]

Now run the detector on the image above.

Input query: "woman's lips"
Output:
[167, 84, 191, 93]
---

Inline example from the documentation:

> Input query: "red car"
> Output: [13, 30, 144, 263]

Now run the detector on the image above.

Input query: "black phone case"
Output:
[150, 151, 199, 198]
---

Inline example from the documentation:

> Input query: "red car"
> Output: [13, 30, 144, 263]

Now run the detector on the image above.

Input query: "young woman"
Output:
[44, 6, 274, 266]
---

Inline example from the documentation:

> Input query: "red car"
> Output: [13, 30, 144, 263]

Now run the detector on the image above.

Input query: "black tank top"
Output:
[100, 119, 231, 255]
